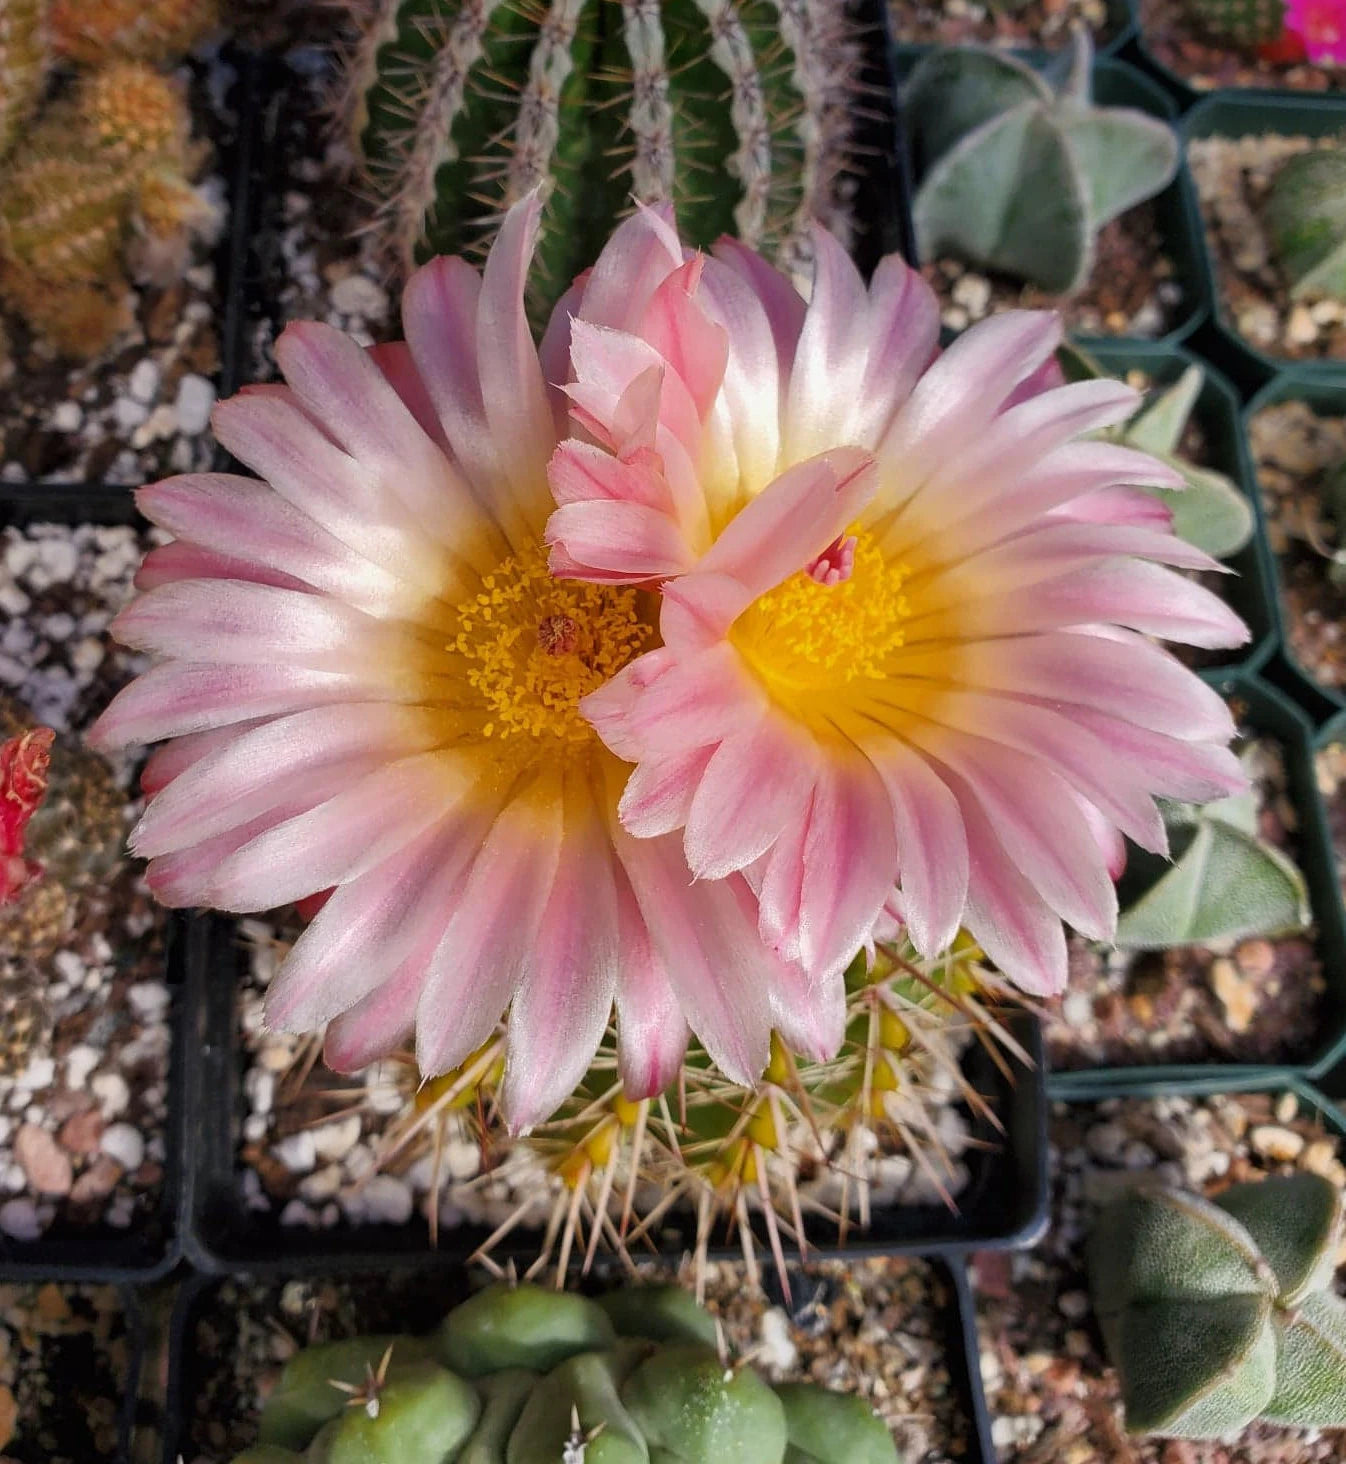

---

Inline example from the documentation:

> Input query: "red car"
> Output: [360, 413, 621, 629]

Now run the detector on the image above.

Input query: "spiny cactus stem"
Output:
[329, 1341, 396, 1419]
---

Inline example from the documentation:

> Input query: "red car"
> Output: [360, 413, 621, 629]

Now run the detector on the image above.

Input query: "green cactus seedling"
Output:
[1181, 0, 1287, 47]
[233, 1282, 902, 1463]
[905, 31, 1178, 294]
[1088, 1172, 1346, 1438]
[1264, 147, 1346, 304]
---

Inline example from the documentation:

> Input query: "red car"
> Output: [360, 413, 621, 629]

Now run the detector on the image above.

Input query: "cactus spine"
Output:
[1088, 1173, 1346, 1438]
[232, 1281, 900, 1463]
[1180, 0, 1287, 46]
[1264, 147, 1346, 304]
[339, 0, 861, 317]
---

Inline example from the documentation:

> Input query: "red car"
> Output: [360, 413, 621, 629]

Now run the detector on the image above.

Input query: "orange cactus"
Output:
[0, 726, 54, 906]
[50, 0, 218, 66]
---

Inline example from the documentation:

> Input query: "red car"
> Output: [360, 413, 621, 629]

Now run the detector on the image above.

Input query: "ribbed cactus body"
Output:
[1265, 148, 1346, 304]
[346, 0, 858, 315]
[49, 0, 218, 64]
[1182, 0, 1287, 46]
[237, 1283, 900, 1464]
[0, 0, 50, 159]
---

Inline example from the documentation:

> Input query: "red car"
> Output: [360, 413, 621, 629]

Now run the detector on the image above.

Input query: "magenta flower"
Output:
[1285, 0, 1346, 63]
[91, 199, 846, 1130]
[547, 224, 1248, 996]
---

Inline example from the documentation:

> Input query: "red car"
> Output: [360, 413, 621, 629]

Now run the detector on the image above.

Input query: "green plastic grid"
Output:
[1045, 673, 1346, 1092]
[891, 52, 1212, 347]
[1074, 336, 1278, 681]
[1243, 372, 1346, 719]
[1182, 92, 1346, 387]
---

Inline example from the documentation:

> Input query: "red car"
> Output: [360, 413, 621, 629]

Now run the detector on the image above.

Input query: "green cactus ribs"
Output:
[904, 31, 1178, 296]
[342, 0, 862, 320]
[230, 1281, 902, 1463]
[1088, 1172, 1346, 1438]
[1265, 145, 1346, 305]
[1181, 0, 1287, 48]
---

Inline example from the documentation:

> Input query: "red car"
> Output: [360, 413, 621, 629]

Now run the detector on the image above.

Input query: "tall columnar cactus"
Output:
[1264, 147, 1346, 303]
[0, 61, 219, 354]
[48, 0, 218, 64]
[0, 0, 50, 159]
[904, 31, 1178, 294]
[1088, 1173, 1346, 1438]
[1180, 0, 1287, 46]
[338, 0, 861, 317]
[229, 1282, 901, 1463]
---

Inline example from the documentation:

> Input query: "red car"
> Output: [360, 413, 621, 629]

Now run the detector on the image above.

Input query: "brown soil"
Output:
[922, 203, 1184, 340]
[1250, 398, 1346, 690]
[1189, 135, 1346, 363]
[976, 1090, 1346, 1463]
[0, 1283, 130, 1462]
[1140, 0, 1345, 92]
[889, 0, 1115, 50]
[176, 1258, 966, 1464]
[1045, 732, 1328, 1070]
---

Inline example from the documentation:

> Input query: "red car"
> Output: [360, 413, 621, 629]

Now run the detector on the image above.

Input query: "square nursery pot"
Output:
[1183, 92, 1346, 389]
[0, 486, 184, 1283]
[1074, 335, 1279, 680]
[177, 911, 1048, 1273]
[972, 1068, 1346, 1457]
[1245, 372, 1346, 721]
[159, 1253, 1005, 1464]
[1047, 672, 1346, 1097]
[893, 52, 1210, 345]
[887, 0, 1135, 62]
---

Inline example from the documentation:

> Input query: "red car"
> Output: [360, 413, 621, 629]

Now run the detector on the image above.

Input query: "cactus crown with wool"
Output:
[1180, 0, 1287, 47]
[339, 0, 861, 318]
[229, 1281, 901, 1464]
[905, 31, 1178, 295]
[1088, 1172, 1346, 1439]
[1264, 146, 1346, 304]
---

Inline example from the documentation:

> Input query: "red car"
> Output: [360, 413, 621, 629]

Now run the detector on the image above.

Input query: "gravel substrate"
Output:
[231, 916, 978, 1256]
[921, 204, 1184, 340]
[1139, 0, 1345, 92]
[977, 1089, 1346, 1463]
[889, 0, 1115, 50]
[0, 522, 172, 1244]
[0, 1282, 131, 1462]
[0, 59, 233, 486]
[1189, 135, 1346, 363]
[1045, 734, 1327, 1070]
[176, 1257, 967, 1464]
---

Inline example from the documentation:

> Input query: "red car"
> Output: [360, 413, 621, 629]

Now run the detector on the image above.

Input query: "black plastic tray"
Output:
[179, 908, 1048, 1273]
[159, 1252, 1002, 1464]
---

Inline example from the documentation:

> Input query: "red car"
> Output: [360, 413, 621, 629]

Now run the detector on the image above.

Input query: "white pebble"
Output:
[445, 1139, 481, 1182]
[2, 1164, 27, 1193]
[273, 1130, 317, 1174]
[299, 1164, 343, 1202]
[311, 1115, 362, 1163]
[64, 1045, 100, 1091]
[0, 1198, 41, 1240]
[69, 636, 105, 676]
[359, 1173, 414, 1225]
[280, 1199, 318, 1229]
[758, 1308, 798, 1374]
[114, 396, 149, 432]
[128, 358, 161, 403]
[101, 1123, 145, 1172]
[127, 982, 170, 1020]
[244, 1067, 275, 1117]
[105, 1195, 136, 1228]
[330, 273, 389, 319]
[51, 401, 82, 432]
[174, 373, 216, 435]
[15, 1057, 54, 1091]
[92, 1072, 130, 1118]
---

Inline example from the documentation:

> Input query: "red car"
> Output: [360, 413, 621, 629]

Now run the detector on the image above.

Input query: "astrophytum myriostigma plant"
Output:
[1089, 1172, 1346, 1438]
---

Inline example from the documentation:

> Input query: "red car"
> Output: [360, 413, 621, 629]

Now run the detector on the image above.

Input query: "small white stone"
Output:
[101, 1122, 145, 1172]
[128, 358, 161, 403]
[950, 272, 991, 318]
[53, 951, 84, 983]
[1286, 304, 1318, 347]
[273, 1130, 317, 1174]
[299, 1164, 344, 1202]
[445, 1139, 481, 1182]
[105, 1195, 136, 1229]
[64, 1045, 100, 1091]
[1059, 1290, 1090, 1320]
[131, 403, 179, 448]
[2, 1164, 27, 1193]
[311, 1115, 362, 1164]
[244, 1068, 276, 1117]
[114, 396, 149, 432]
[51, 401, 83, 432]
[15, 1056, 55, 1091]
[69, 636, 105, 676]
[0, 1197, 42, 1240]
[757, 1308, 798, 1374]
[91, 1072, 131, 1118]
[330, 273, 389, 319]
[174, 373, 216, 435]
[281, 1199, 318, 1229]
[242, 1114, 268, 1144]
[127, 982, 170, 1020]
[359, 1173, 414, 1225]
[0, 584, 29, 617]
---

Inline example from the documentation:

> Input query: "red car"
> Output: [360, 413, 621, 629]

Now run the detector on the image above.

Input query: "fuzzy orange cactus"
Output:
[1, 726, 54, 907]
[49, 0, 218, 65]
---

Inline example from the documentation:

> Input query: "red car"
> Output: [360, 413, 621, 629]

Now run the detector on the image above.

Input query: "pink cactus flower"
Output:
[1286, 0, 1346, 64]
[547, 224, 1248, 997]
[91, 199, 842, 1130]
[1, 725, 53, 906]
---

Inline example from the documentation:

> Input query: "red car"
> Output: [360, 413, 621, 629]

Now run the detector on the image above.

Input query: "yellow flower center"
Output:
[451, 545, 652, 749]
[731, 530, 911, 707]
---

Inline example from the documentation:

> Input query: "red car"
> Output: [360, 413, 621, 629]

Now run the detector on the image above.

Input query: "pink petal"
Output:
[711, 236, 806, 373]
[767, 965, 846, 1064]
[139, 720, 265, 796]
[548, 439, 672, 513]
[545, 499, 692, 581]
[658, 572, 754, 650]
[612, 864, 689, 1099]
[618, 744, 716, 839]
[849, 253, 941, 447]
[134, 542, 307, 593]
[577, 201, 684, 331]
[1055, 485, 1177, 527]
[366, 340, 451, 452]
[324, 955, 422, 1074]
[1069, 709, 1245, 803]
[637, 255, 730, 422]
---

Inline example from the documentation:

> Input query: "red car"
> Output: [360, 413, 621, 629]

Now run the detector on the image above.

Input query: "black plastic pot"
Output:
[1244, 372, 1346, 723]
[894, 51, 1211, 345]
[160, 1253, 1003, 1464]
[0, 487, 184, 1283]
[179, 909, 1048, 1273]
[1076, 336, 1279, 681]
[888, 0, 1135, 61]
[1046, 672, 1346, 1092]
[1182, 92, 1346, 390]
